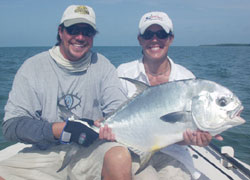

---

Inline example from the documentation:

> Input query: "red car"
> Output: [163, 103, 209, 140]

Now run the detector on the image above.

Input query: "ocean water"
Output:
[0, 46, 250, 165]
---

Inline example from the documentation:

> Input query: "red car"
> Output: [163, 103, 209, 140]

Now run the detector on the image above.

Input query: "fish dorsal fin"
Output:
[102, 78, 149, 121]
[120, 77, 150, 96]
[160, 111, 192, 123]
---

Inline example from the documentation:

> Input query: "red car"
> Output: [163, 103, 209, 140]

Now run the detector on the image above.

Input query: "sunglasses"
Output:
[140, 30, 170, 40]
[65, 25, 96, 37]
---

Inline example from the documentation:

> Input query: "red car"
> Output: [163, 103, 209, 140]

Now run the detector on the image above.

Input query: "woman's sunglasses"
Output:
[140, 30, 170, 40]
[65, 25, 96, 37]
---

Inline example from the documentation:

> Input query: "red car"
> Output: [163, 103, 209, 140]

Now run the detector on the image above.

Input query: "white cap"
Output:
[139, 11, 173, 34]
[60, 5, 96, 29]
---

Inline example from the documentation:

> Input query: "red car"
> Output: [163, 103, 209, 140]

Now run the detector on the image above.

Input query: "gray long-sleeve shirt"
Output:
[3, 50, 127, 149]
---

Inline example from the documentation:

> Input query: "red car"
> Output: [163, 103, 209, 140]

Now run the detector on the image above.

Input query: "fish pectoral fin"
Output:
[135, 152, 154, 175]
[160, 111, 192, 123]
[120, 77, 150, 95]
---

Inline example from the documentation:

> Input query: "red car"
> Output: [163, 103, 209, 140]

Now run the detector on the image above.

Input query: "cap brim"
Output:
[140, 21, 171, 34]
[64, 18, 96, 30]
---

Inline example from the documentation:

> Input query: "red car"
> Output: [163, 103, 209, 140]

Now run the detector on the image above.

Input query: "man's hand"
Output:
[94, 119, 116, 141]
[60, 119, 98, 147]
[180, 129, 223, 147]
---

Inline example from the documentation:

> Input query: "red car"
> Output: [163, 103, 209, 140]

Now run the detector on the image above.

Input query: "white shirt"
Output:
[117, 57, 195, 98]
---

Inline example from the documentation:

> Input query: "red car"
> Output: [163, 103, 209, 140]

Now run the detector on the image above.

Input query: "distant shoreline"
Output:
[200, 43, 250, 47]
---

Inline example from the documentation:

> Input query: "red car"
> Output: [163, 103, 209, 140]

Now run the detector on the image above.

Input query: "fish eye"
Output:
[217, 97, 228, 107]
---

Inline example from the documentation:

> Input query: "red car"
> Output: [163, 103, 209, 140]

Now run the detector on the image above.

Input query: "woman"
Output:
[117, 11, 222, 179]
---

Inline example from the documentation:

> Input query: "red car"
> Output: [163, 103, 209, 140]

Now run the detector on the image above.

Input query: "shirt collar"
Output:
[135, 57, 176, 84]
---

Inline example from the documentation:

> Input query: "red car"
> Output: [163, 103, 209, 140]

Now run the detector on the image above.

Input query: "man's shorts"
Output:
[0, 141, 191, 180]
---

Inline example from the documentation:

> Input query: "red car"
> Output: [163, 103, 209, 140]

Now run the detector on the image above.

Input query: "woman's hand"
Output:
[179, 129, 223, 147]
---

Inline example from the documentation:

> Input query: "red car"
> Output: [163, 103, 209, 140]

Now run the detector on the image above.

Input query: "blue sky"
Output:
[0, 0, 250, 47]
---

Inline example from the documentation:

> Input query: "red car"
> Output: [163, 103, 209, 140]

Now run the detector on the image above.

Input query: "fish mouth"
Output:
[237, 107, 243, 116]
[229, 105, 245, 124]
[230, 105, 243, 118]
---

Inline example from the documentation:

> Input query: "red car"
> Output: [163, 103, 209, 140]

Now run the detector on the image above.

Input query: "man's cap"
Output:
[139, 11, 173, 34]
[60, 5, 96, 29]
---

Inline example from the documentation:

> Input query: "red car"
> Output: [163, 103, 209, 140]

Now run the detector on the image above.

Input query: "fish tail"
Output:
[57, 144, 80, 173]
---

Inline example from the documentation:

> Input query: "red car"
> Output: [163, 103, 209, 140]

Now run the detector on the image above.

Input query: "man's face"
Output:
[138, 24, 173, 62]
[59, 23, 95, 61]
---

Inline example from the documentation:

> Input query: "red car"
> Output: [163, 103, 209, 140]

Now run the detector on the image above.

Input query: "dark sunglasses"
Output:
[140, 30, 170, 40]
[65, 25, 96, 37]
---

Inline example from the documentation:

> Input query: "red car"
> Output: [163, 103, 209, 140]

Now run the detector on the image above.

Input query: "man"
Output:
[0, 5, 132, 180]
[117, 11, 223, 179]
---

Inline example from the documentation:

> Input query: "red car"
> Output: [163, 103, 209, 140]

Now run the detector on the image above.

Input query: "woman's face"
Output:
[138, 24, 173, 62]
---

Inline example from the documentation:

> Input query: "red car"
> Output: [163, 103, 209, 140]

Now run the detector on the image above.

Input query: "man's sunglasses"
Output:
[140, 30, 170, 40]
[65, 25, 96, 37]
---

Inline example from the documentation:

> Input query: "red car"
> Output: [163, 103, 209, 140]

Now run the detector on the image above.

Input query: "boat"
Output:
[0, 143, 249, 179]
[188, 143, 250, 179]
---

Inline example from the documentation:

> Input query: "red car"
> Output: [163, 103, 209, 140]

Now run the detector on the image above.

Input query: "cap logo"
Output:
[145, 15, 163, 22]
[74, 6, 89, 15]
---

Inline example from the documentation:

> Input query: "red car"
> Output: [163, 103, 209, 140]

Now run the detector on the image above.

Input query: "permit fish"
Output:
[57, 78, 245, 173]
